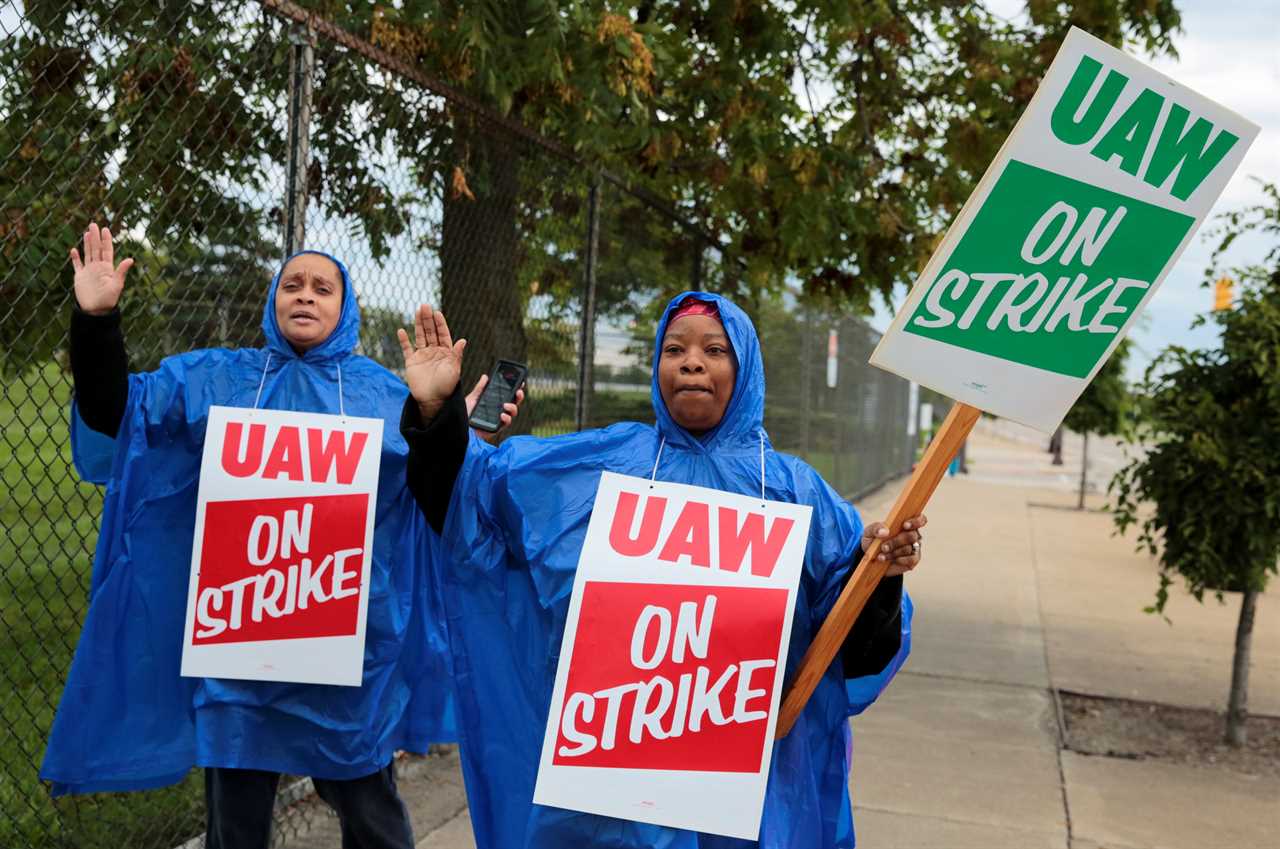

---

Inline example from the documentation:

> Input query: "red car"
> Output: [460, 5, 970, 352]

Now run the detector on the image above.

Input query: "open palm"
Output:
[398, 304, 466, 418]
[71, 223, 134, 315]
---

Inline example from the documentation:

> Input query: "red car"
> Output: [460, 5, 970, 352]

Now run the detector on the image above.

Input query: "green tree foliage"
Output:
[1111, 182, 1280, 744]
[372, 0, 1180, 299]
[1, 0, 1183, 378]
[0, 0, 284, 374]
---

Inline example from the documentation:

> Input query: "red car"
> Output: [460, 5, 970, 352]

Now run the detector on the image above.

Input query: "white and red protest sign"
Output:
[532, 472, 811, 839]
[179, 406, 382, 686]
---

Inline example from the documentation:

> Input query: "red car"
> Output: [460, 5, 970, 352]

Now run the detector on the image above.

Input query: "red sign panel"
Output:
[191, 493, 368, 645]
[552, 581, 788, 772]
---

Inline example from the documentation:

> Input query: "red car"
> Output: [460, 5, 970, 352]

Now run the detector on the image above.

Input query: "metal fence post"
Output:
[800, 306, 813, 456]
[284, 24, 315, 257]
[575, 177, 601, 431]
[834, 318, 844, 491]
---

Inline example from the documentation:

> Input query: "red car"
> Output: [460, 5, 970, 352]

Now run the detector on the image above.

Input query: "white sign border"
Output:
[870, 26, 1260, 432]
[179, 405, 383, 687]
[532, 471, 814, 839]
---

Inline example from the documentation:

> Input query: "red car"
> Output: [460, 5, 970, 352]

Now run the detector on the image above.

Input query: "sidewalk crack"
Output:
[415, 801, 471, 849]
[1027, 500, 1074, 847]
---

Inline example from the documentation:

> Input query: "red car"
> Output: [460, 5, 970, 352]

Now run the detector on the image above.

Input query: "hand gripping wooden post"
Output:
[775, 401, 981, 738]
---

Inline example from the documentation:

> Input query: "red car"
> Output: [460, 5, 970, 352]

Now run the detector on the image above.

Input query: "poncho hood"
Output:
[261, 250, 362, 363]
[651, 291, 766, 451]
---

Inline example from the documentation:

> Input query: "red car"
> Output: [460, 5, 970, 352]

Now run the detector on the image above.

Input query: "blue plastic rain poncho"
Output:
[437, 292, 912, 848]
[41, 252, 455, 794]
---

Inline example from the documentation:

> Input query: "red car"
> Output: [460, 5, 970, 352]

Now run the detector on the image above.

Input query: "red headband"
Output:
[670, 298, 720, 322]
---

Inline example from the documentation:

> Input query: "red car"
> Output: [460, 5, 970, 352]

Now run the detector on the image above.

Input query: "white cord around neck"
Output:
[252, 351, 272, 410]
[650, 436, 666, 482]
[337, 362, 346, 417]
[649, 431, 768, 502]
[758, 432, 766, 500]
[251, 351, 345, 417]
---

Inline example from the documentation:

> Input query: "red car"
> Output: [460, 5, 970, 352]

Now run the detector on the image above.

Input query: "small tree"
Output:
[1111, 182, 1280, 746]
[1064, 339, 1132, 508]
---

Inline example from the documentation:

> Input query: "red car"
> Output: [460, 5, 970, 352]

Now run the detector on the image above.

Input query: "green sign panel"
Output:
[904, 160, 1194, 377]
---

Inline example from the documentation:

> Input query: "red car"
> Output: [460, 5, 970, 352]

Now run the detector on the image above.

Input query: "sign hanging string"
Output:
[251, 352, 346, 417]
[649, 432, 767, 502]
[252, 352, 272, 410]
[336, 362, 346, 417]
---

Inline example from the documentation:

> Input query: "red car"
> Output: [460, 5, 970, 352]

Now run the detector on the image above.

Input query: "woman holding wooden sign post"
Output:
[397, 293, 925, 848]
[41, 224, 519, 849]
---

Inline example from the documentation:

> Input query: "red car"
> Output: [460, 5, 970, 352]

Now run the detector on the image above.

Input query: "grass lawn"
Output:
[0, 363, 205, 848]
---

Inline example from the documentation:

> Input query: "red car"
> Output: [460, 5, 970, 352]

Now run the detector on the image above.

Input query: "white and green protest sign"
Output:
[870, 27, 1259, 432]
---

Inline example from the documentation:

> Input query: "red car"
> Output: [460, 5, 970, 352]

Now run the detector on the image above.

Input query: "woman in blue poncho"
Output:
[396, 293, 927, 848]
[41, 224, 516, 849]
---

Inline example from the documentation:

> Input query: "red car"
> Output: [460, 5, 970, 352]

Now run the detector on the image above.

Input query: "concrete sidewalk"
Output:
[849, 428, 1279, 849]
[299, 427, 1279, 848]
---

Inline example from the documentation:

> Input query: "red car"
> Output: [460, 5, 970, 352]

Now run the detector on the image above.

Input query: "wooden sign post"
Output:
[777, 26, 1258, 737]
[776, 403, 978, 737]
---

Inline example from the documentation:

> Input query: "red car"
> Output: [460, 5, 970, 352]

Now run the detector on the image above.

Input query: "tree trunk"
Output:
[1050, 425, 1064, 465]
[440, 126, 528, 431]
[1077, 431, 1089, 510]
[1226, 588, 1258, 747]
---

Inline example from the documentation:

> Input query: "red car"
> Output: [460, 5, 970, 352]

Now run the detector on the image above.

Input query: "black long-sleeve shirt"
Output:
[69, 306, 130, 438]
[399, 393, 904, 679]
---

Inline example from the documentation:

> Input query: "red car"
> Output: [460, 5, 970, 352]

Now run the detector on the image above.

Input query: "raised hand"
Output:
[71, 223, 134, 315]
[397, 304, 466, 420]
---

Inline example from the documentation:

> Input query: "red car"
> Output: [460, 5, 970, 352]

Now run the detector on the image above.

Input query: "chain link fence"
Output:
[0, 2, 939, 847]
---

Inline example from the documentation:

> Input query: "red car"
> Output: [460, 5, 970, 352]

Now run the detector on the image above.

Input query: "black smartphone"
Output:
[468, 359, 528, 432]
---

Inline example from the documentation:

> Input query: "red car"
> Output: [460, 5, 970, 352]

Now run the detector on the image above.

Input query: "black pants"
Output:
[204, 763, 415, 849]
